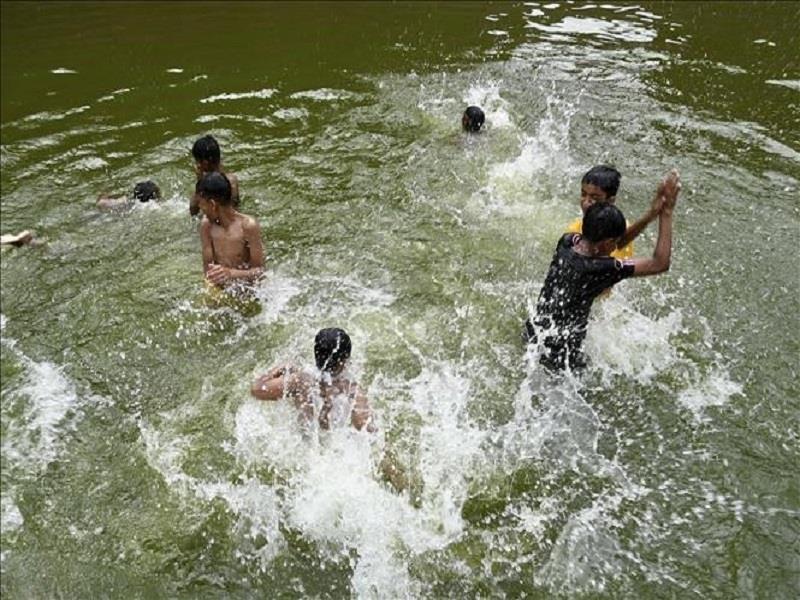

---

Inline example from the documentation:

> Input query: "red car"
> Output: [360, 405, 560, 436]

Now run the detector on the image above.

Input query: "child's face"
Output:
[198, 196, 218, 222]
[580, 183, 614, 214]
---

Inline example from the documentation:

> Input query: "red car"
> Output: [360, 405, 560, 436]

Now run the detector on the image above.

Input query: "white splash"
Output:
[765, 79, 800, 92]
[290, 88, 360, 102]
[678, 372, 742, 421]
[200, 88, 277, 103]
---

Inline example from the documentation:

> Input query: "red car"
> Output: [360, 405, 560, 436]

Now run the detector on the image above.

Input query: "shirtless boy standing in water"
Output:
[250, 328, 374, 432]
[196, 172, 264, 289]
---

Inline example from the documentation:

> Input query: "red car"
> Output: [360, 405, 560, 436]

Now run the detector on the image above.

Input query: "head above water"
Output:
[196, 172, 232, 205]
[132, 180, 160, 203]
[462, 106, 485, 132]
[314, 328, 352, 373]
[192, 134, 221, 168]
[582, 202, 626, 243]
[582, 165, 621, 197]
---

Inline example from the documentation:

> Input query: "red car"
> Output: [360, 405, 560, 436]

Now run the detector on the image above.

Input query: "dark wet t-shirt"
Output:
[527, 233, 634, 370]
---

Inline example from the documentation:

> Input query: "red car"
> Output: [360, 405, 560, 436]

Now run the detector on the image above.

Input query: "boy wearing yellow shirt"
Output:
[568, 165, 666, 260]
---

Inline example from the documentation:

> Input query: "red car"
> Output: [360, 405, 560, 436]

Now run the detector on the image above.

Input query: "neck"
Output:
[214, 206, 236, 227]
[575, 237, 602, 256]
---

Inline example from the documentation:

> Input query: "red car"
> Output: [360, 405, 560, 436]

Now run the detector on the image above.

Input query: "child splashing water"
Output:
[526, 169, 681, 371]
[251, 328, 374, 432]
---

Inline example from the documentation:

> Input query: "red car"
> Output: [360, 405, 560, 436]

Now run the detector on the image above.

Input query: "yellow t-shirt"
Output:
[566, 217, 633, 259]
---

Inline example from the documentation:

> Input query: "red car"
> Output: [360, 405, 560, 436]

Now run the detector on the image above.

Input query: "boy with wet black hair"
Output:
[251, 328, 374, 431]
[567, 165, 667, 260]
[196, 172, 264, 289]
[526, 169, 681, 371]
[97, 180, 161, 210]
[190, 134, 239, 215]
[462, 105, 485, 132]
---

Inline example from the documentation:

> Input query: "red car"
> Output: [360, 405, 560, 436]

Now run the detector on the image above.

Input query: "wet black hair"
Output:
[582, 202, 626, 243]
[132, 180, 160, 202]
[581, 165, 621, 198]
[192, 134, 221, 164]
[196, 172, 232, 204]
[462, 106, 485, 132]
[314, 328, 352, 372]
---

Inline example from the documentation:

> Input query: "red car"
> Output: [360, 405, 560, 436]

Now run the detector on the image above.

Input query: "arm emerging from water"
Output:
[351, 385, 376, 433]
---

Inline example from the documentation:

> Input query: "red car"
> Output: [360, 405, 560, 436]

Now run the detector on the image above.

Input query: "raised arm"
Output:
[628, 169, 680, 277]
[617, 181, 667, 249]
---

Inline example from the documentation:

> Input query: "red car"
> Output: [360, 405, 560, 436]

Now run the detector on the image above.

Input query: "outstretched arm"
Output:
[617, 181, 667, 249]
[251, 364, 297, 401]
[629, 169, 680, 277]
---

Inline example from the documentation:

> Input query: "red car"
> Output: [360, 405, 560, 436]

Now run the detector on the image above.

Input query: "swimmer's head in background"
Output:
[132, 180, 161, 203]
[581, 165, 621, 199]
[462, 106, 485, 132]
[196, 172, 232, 205]
[582, 202, 626, 243]
[192, 134, 221, 170]
[314, 328, 352, 373]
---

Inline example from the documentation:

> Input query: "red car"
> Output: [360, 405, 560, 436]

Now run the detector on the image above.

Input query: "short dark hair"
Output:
[582, 202, 626, 243]
[192, 134, 221, 164]
[314, 328, 352, 372]
[581, 165, 621, 198]
[196, 172, 232, 204]
[462, 106, 485, 132]
[132, 180, 160, 202]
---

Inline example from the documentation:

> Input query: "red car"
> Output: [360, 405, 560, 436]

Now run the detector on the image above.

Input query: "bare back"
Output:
[285, 372, 372, 431]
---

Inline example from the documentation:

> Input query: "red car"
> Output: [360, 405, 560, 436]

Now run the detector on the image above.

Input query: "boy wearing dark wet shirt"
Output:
[525, 169, 681, 371]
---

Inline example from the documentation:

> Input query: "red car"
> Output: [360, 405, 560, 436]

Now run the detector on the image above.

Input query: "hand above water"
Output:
[206, 263, 231, 285]
[660, 169, 681, 211]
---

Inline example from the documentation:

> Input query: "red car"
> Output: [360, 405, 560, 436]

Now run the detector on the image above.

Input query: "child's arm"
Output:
[229, 173, 240, 202]
[628, 170, 680, 277]
[351, 385, 376, 432]
[616, 182, 666, 249]
[97, 192, 129, 210]
[199, 219, 215, 276]
[251, 364, 297, 401]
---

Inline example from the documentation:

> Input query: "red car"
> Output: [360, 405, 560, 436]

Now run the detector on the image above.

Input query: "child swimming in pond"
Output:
[251, 328, 375, 432]
[567, 165, 668, 260]
[462, 105, 485, 132]
[196, 172, 264, 290]
[190, 134, 240, 216]
[525, 169, 681, 371]
[97, 180, 161, 210]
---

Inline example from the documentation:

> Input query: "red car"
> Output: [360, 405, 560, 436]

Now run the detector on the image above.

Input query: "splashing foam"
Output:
[463, 80, 513, 129]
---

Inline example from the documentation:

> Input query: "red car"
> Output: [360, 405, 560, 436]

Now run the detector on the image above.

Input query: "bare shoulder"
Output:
[286, 370, 313, 393]
[240, 213, 262, 232]
[199, 217, 213, 233]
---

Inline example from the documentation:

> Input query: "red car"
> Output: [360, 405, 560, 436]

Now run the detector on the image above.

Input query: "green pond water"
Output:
[1, 1, 799, 598]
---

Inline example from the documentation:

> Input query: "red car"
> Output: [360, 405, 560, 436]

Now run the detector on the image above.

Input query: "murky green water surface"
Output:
[2, 1, 799, 598]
